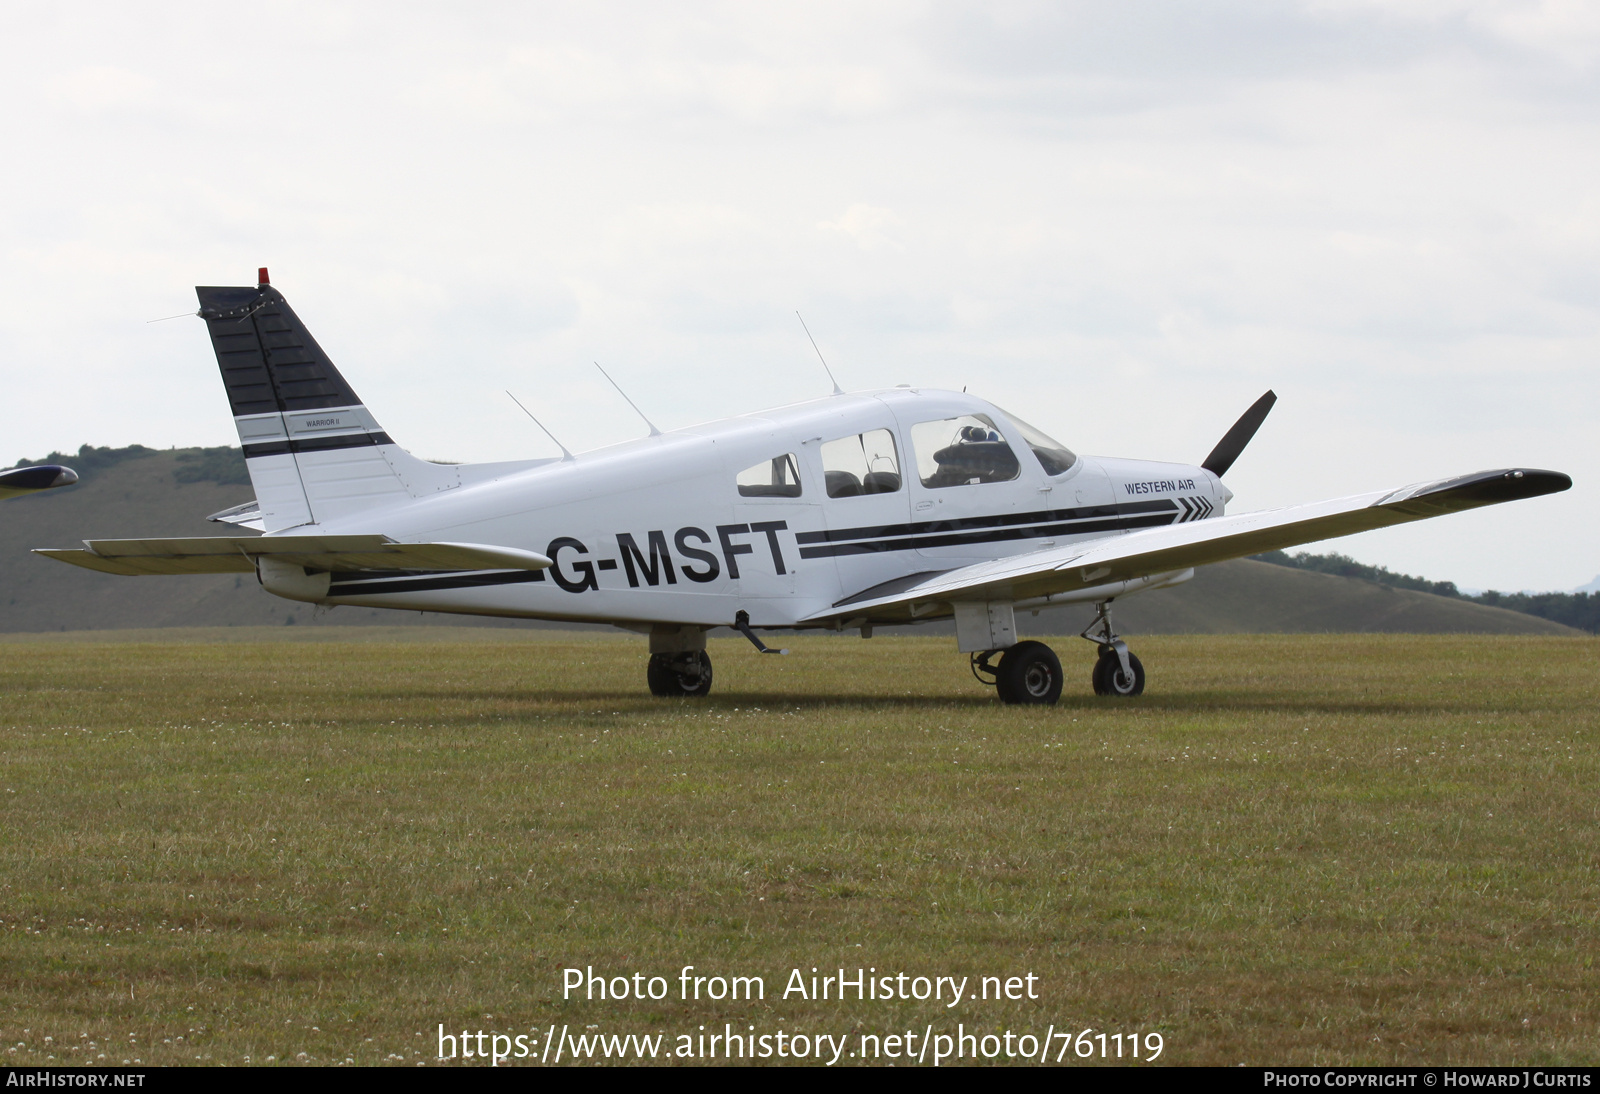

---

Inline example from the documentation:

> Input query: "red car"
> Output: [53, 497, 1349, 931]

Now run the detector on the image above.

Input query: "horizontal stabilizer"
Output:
[207, 500, 265, 531]
[34, 535, 552, 577]
[807, 468, 1571, 625]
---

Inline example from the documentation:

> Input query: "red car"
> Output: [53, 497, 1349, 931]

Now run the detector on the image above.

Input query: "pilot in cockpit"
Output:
[924, 419, 1020, 486]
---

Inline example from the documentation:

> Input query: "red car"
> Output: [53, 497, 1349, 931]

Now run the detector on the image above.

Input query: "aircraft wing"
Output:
[33, 535, 552, 577]
[807, 468, 1571, 624]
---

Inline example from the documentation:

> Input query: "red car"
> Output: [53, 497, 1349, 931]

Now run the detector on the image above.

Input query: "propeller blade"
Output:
[1201, 390, 1277, 478]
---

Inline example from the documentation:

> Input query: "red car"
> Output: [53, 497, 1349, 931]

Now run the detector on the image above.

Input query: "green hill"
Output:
[0, 446, 1580, 637]
[1251, 548, 1600, 633]
[0, 445, 553, 633]
[1105, 557, 1577, 636]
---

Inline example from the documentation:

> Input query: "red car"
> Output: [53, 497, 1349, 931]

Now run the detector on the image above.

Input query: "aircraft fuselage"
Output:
[266, 388, 1223, 630]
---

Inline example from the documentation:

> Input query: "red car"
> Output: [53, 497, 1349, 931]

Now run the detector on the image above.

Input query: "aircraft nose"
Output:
[51, 467, 78, 488]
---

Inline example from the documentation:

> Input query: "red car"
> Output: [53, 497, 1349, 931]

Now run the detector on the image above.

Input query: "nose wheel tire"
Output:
[995, 641, 1063, 705]
[1092, 649, 1145, 697]
[647, 651, 713, 697]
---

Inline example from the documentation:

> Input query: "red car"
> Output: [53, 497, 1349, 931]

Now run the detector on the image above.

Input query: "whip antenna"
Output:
[796, 311, 844, 396]
[506, 391, 575, 462]
[595, 362, 661, 437]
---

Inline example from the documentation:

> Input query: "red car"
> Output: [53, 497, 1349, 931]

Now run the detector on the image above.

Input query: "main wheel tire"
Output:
[994, 641, 1063, 705]
[1091, 649, 1145, 697]
[647, 651, 714, 697]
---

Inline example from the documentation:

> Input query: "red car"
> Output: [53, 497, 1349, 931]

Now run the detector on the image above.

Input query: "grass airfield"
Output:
[1, 629, 1597, 1067]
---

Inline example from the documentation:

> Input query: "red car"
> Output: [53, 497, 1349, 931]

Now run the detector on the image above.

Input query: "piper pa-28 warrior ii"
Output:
[37, 271, 1572, 703]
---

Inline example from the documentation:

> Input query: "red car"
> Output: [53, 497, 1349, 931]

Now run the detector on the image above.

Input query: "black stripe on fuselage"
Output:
[326, 569, 544, 597]
[791, 500, 1178, 545]
[319, 500, 1189, 597]
[794, 501, 1181, 559]
[797, 512, 1176, 558]
[242, 432, 396, 459]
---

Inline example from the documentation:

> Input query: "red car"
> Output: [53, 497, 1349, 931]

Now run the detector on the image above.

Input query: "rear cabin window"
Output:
[736, 453, 803, 498]
[820, 429, 901, 498]
[911, 414, 1020, 488]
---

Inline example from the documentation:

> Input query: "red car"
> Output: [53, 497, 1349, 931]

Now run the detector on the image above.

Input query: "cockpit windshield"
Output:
[997, 409, 1077, 476]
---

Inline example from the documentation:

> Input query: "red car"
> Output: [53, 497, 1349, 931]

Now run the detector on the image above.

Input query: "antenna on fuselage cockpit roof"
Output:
[506, 391, 575, 462]
[594, 362, 662, 437]
[796, 311, 845, 396]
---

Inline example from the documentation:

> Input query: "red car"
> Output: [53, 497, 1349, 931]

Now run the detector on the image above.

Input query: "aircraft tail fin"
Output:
[196, 271, 457, 531]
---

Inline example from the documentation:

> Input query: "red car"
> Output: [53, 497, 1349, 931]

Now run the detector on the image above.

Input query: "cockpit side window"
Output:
[736, 453, 803, 498]
[910, 414, 1020, 488]
[820, 429, 901, 498]
[998, 410, 1078, 476]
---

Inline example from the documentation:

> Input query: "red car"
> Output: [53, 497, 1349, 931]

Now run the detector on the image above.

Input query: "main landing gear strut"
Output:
[972, 642, 1065, 705]
[645, 624, 714, 697]
[646, 613, 786, 698]
[647, 650, 713, 697]
[1081, 600, 1145, 697]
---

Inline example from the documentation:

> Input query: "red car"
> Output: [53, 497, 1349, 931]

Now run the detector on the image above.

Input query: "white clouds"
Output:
[1321, 0, 1600, 68]
[0, 1, 1594, 589]
[817, 204, 905, 250]
[47, 65, 157, 113]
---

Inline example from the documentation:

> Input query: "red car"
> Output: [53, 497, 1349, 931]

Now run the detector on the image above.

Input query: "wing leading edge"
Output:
[34, 536, 552, 577]
[805, 468, 1571, 625]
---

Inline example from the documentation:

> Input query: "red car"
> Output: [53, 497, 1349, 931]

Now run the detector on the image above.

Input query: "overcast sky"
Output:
[2, 1, 1596, 590]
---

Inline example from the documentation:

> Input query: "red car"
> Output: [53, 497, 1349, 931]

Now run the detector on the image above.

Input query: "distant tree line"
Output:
[10, 443, 157, 476]
[8, 443, 249, 486]
[172, 446, 251, 486]
[1252, 550, 1600, 634]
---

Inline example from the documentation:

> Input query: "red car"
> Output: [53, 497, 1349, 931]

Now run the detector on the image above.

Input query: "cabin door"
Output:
[729, 447, 819, 606]
[893, 408, 1050, 568]
[805, 425, 914, 603]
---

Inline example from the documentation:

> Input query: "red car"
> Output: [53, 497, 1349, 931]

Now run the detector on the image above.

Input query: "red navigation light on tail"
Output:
[258, 267, 269, 286]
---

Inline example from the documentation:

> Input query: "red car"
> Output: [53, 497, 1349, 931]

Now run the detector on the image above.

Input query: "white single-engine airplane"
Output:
[36, 271, 1571, 703]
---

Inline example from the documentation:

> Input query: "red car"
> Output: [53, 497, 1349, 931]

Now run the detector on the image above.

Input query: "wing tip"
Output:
[1382, 468, 1572, 510]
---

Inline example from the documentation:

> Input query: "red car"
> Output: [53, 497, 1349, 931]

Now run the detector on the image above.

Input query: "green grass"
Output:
[1, 632, 1597, 1066]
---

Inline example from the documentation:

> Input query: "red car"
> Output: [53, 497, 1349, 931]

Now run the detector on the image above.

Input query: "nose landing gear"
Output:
[1082, 601, 1144, 696]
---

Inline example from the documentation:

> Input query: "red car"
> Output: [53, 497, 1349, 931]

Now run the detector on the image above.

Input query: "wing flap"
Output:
[807, 468, 1570, 622]
[34, 535, 552, 576]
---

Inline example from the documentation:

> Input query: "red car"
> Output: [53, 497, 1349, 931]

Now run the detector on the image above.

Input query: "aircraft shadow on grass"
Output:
[375, 688, 1490, 719]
